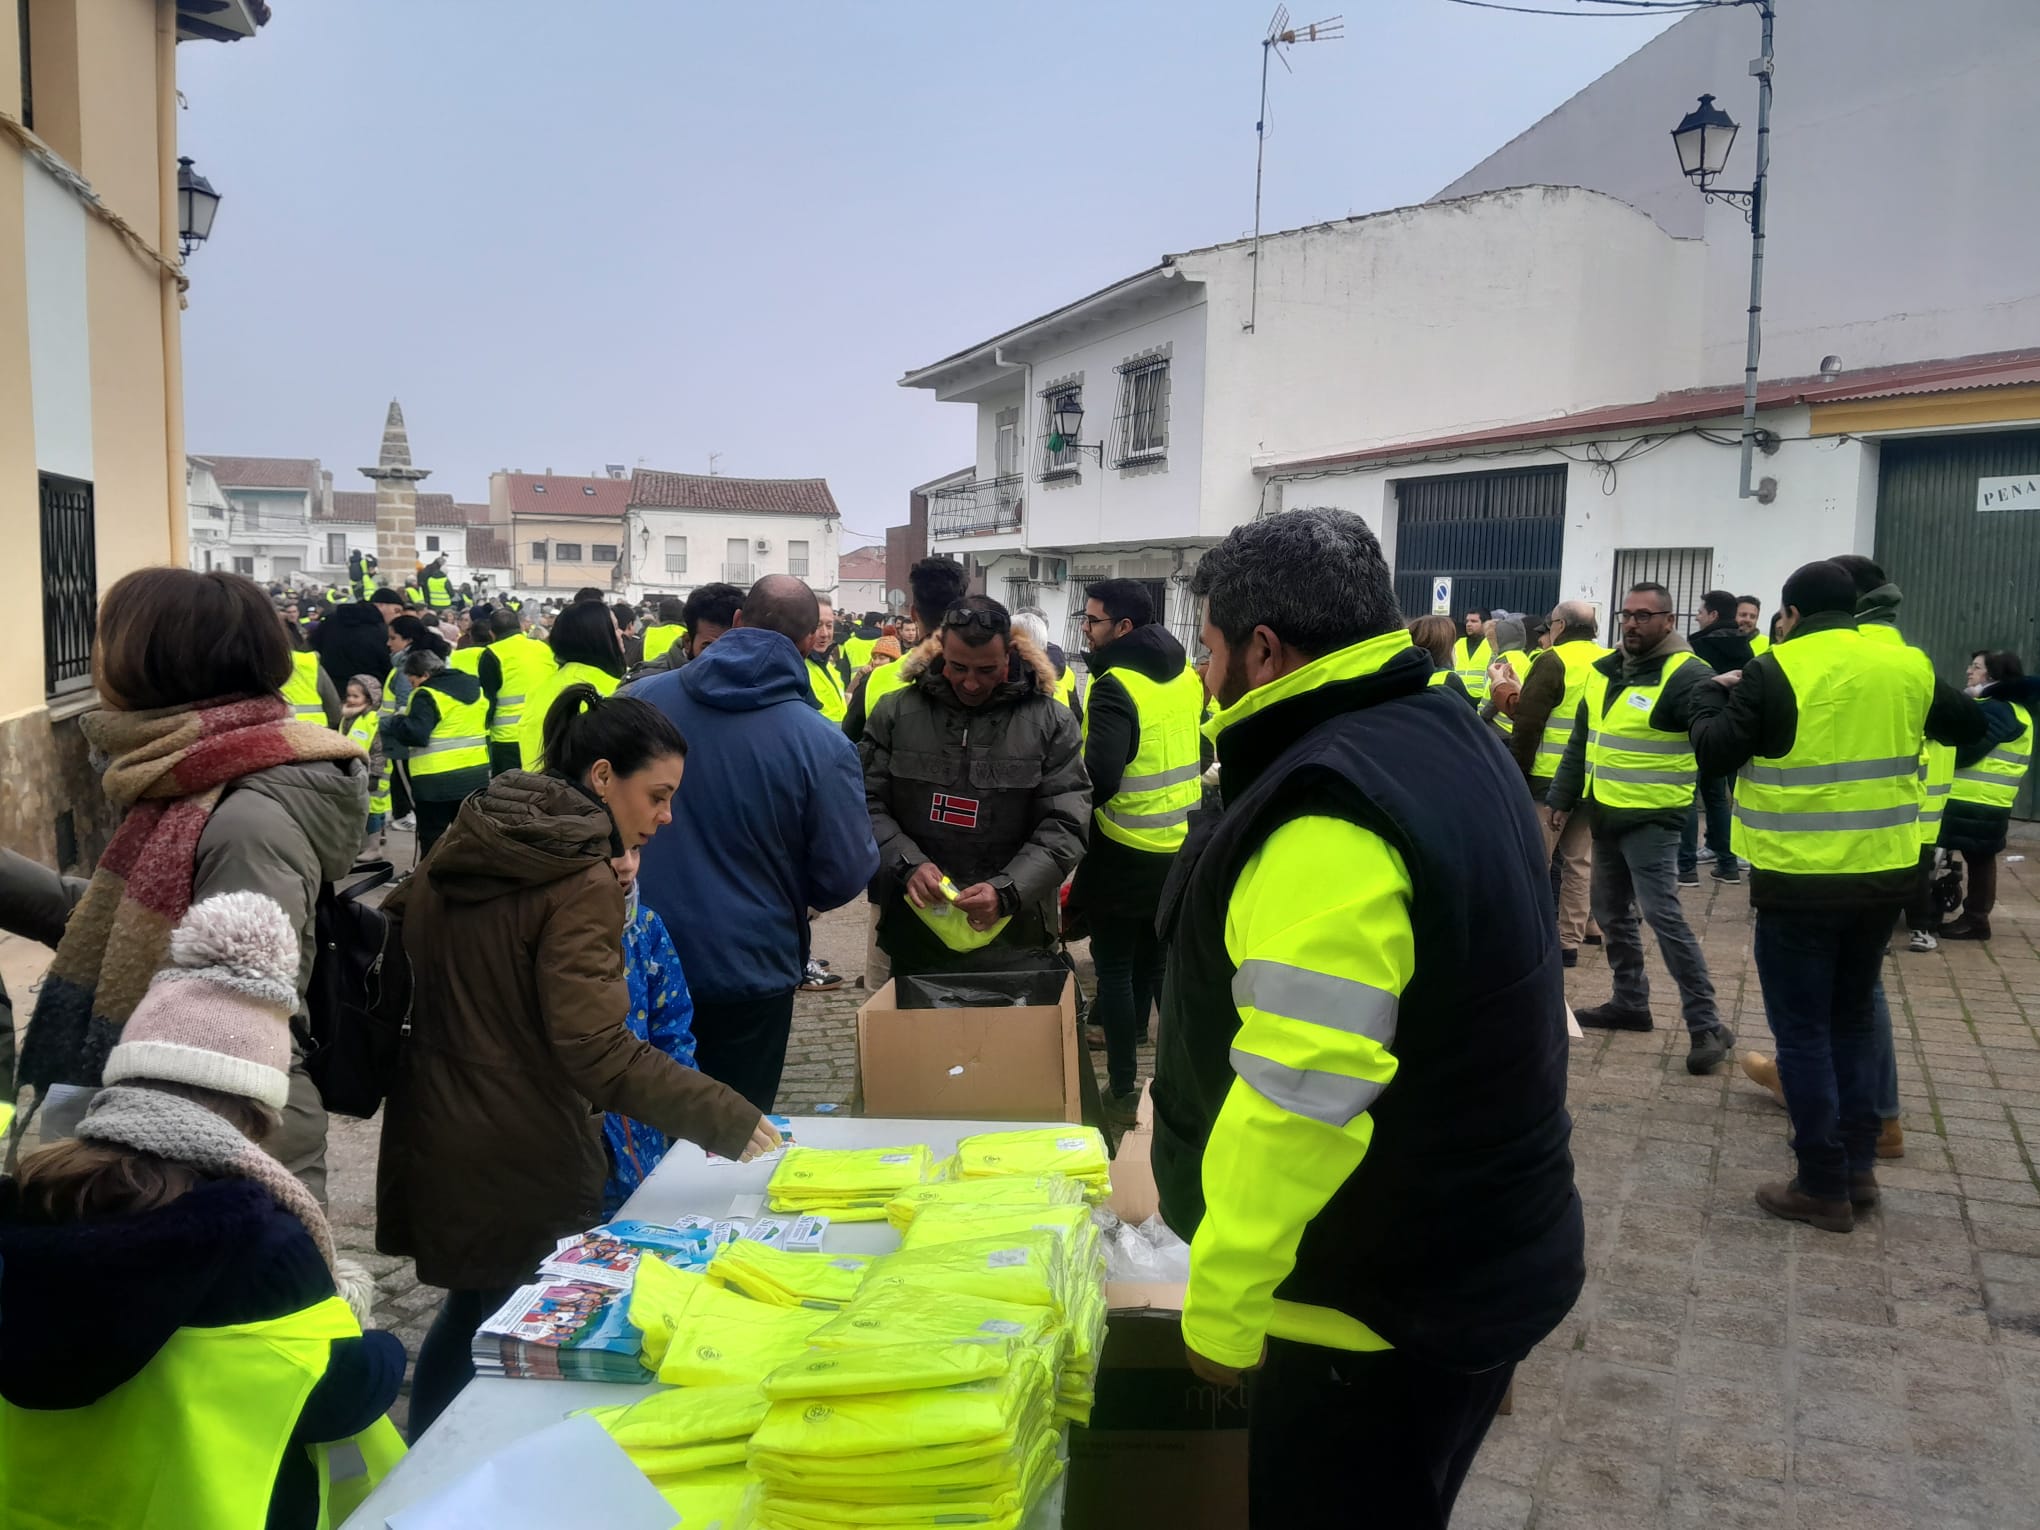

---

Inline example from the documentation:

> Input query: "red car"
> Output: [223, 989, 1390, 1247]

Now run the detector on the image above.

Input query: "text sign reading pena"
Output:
[1977, 476, 2040, 513]
[1431, 577, 1453, 616]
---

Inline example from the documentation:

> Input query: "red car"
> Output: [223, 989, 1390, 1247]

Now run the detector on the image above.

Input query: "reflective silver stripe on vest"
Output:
[1099, 803, 1192, 831]
[1733, 803, 1918, 833]
[1736, 755, 1920, 788]
[1119, 761, 1205, 793]
[1587, 731, 1691, 756]
[1924, 782, 1952, 797]
[1590, 763, 1697, 786]
[1232, 960, 1399, 1044]
[415, 734, 487, 756]
[1954, 766, 2021, 784]
[1535, 736, 1571, 758]
[1230, 1047, 1384, 1127]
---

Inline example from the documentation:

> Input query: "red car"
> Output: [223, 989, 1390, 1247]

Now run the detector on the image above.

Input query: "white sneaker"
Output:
[391, 814, 417, 832]
[1907, 928, 1939, 953]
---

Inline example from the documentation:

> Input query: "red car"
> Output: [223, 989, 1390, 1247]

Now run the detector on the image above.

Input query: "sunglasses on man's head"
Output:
[942, 606, 1007, 634]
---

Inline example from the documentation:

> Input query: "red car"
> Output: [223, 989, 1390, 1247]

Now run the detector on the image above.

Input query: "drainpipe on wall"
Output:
[156, 5, 188, 562]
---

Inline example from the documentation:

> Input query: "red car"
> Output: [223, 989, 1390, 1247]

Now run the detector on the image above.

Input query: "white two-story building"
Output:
[622, 469, 841, 604]
[901, 0, 2040, 699]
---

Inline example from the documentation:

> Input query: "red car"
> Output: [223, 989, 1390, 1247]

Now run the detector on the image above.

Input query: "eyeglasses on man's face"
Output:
[1617, 608, 1673, 624]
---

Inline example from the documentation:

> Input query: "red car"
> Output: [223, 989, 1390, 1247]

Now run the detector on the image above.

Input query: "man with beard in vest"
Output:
[1151, 509, 1582, 1526]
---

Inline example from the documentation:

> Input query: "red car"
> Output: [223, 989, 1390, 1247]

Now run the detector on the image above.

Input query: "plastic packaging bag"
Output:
[1093, 1209, 1193, 1284]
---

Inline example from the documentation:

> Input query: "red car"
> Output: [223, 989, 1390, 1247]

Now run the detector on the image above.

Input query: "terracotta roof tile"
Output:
[320, 492, 490, 526]
[467, 527, 512, 569]
[839, 545, 887, 579]
[200, 454, 320, 491]
[504, 473, 632, 519]
[629, 470, 839, 518]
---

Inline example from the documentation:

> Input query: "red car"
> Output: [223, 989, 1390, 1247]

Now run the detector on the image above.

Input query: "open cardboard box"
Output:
[855, 973, 1085, 1123]
[1066, 1082, 1250, 1530]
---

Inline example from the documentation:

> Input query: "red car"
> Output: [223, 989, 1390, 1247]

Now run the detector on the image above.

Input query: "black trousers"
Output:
[414, 797, 460, 861]
[692, 992, 797, 1113]
[410, 1285, 515, 1443]
[1249, 1340, 1513, 1528]
[1089, 910, 1164, 1097]
[387, 760, 413, 821]
[489, 741, 522, 777]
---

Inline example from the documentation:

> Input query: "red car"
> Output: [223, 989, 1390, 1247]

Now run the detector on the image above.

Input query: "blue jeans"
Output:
[1090, 911, 1164, 1098]
[1870, 979, 1901, 1122]
[1677, 774, 1734, 876]
[1753, 906, 1898, 1199]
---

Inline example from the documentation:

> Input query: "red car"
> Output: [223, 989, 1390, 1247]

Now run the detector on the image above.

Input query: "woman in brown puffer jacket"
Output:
[378, 683, 776, 1439]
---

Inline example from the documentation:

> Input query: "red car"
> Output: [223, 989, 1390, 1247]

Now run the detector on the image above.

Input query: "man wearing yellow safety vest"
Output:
[841, 612, 883, 672]
[277, 617, 341, 729]
[1548, 582, 1735, 1073]
[1688, 560, 1983, 1233]
[1068, 579, 1204, 1130]
[1736, 594, 1769, 657]
[1450, 608, 1492, 703]
[1505, 602, 1607, 965]
[1679, 590, 1756, 887]
[1936, 647, 2037, 943]
[641, 595, 688, 667]
[473, 603, 555, 775]
[0, 892, 407, 1527]
[421, 556, 455, 611]
[378, 650, 490, 858]
[1149, 511, 1582, 1525]
[805, 595, 849, 724]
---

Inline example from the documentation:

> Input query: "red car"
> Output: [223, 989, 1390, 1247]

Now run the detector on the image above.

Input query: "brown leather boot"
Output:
[1740, 1051, 1786, 1107]
[1876, 1118, 1904, 1160]
[1755, 1179, 1854, 1233]
[1850, 1171, 1879, 1209]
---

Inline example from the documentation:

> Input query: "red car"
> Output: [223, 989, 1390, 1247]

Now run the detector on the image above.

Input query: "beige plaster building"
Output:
[2, 0, 266, 866]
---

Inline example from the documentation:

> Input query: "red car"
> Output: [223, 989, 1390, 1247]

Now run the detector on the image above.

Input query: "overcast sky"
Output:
[177, 0, 1679, 544]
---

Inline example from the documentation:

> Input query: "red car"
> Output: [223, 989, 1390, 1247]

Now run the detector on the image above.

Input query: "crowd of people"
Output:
[0, 510, 2032, 1525]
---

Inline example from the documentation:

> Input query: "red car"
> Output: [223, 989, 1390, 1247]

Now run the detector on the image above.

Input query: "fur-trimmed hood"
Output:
[896, 631, 1059, 699]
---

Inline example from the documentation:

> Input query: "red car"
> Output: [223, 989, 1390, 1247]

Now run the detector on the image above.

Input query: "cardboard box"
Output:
[1066, 1083, 1250, 1530]
[854, 973, 1083, 1122]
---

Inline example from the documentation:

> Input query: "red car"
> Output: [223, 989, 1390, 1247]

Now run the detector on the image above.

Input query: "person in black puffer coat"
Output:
[312, 599, 397, 696]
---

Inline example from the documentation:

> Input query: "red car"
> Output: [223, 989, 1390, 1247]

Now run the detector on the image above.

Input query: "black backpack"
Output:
[305, 860, 413, 1118]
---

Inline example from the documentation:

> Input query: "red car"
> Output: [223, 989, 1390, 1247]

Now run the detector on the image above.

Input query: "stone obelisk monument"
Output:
[360, 399, 428, 575]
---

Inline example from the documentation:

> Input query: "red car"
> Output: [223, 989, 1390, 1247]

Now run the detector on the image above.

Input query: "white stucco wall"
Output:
[24, 160, 94, 482]
[1437, 0, 2040, 381]
[1191, 187, 1705, 540]
[1282, 404, 1874, 628]
[628, 508, 841, 596]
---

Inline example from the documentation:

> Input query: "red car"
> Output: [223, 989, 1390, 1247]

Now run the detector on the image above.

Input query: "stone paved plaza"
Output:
[7, 835, 2037, 1523]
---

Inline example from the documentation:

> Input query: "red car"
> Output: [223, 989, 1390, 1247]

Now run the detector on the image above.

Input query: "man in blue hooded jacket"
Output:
[625, 575, 878, 1110]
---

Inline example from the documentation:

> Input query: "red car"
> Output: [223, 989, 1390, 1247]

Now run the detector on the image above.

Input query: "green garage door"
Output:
[1874, 429, 2040, 819]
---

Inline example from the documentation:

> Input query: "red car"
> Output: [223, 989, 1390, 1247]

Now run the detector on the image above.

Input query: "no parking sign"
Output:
[1430, 577, 1453, 616]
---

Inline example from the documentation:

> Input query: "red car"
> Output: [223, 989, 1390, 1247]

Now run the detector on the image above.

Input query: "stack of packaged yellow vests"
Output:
[588, 1129, 1112, 1530]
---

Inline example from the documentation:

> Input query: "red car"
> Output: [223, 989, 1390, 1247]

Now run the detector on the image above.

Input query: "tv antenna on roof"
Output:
[1248, 8, 1342, 334]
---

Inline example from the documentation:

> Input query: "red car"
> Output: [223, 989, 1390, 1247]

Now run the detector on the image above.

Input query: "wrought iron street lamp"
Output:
[176, 157, 221, 257]
[1669, 0, 1775, 502]
[1044, 390, 1103, 465]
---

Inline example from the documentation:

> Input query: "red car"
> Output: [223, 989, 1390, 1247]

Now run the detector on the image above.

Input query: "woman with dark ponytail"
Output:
[377, 683, 777, 1439]
[515, 600, 627, 769]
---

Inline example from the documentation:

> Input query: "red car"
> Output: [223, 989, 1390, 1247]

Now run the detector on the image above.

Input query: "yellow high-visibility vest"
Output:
[1951, 700, 2032, 812]
[843, 635, 877, 670]
[1748, 632, 1771, 657]
[518, 661, 620, 769]
[0, 1293, 403, 1530]
[808, 654, 848, 723]
[1084, 664, 1205, 853]
[348, 711, 391, 816]
[1454, 635, 1492, 702]
[1857, 623, 1954, 847]
[405, 682, 490, 780]
[643, 623, 686, 663]
[448, 646, 484, 676]
[1533, 641, 1611, 783]
[1732, 627, 1930, 875]
[282, 651, 326, 726]
[863, 656, 913, 717]
[424, 573, 454, 609]
[488, 631, 559, 746]
[1585, 652, 1699, 811]
[1053, 666, 1077, 709]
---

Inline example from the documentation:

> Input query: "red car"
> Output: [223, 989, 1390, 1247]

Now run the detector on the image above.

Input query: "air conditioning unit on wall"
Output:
[754, 537, 772, 553]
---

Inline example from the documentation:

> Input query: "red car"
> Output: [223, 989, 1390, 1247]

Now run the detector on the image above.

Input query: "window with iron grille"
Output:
[1611, 546, 1715, 635]
[556, 542, 583, 562]
[40, 473, 95, 696]
[531, 542, 548, 560]
[789, 539, 810, 578]
[1111, 351, 1170, 467]
[425, 534, 441, 553]
[591, 543, 619, 563]
[664, 536, 689, 574]
[1004, 577, 1040, 613]
[325, 533, 348, 563]
[1037, 376, 1082, 480]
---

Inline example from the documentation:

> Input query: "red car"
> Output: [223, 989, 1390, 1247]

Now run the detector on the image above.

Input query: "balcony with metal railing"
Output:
[928, 475, 1025, 544]
[721, 562, 756, 583]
